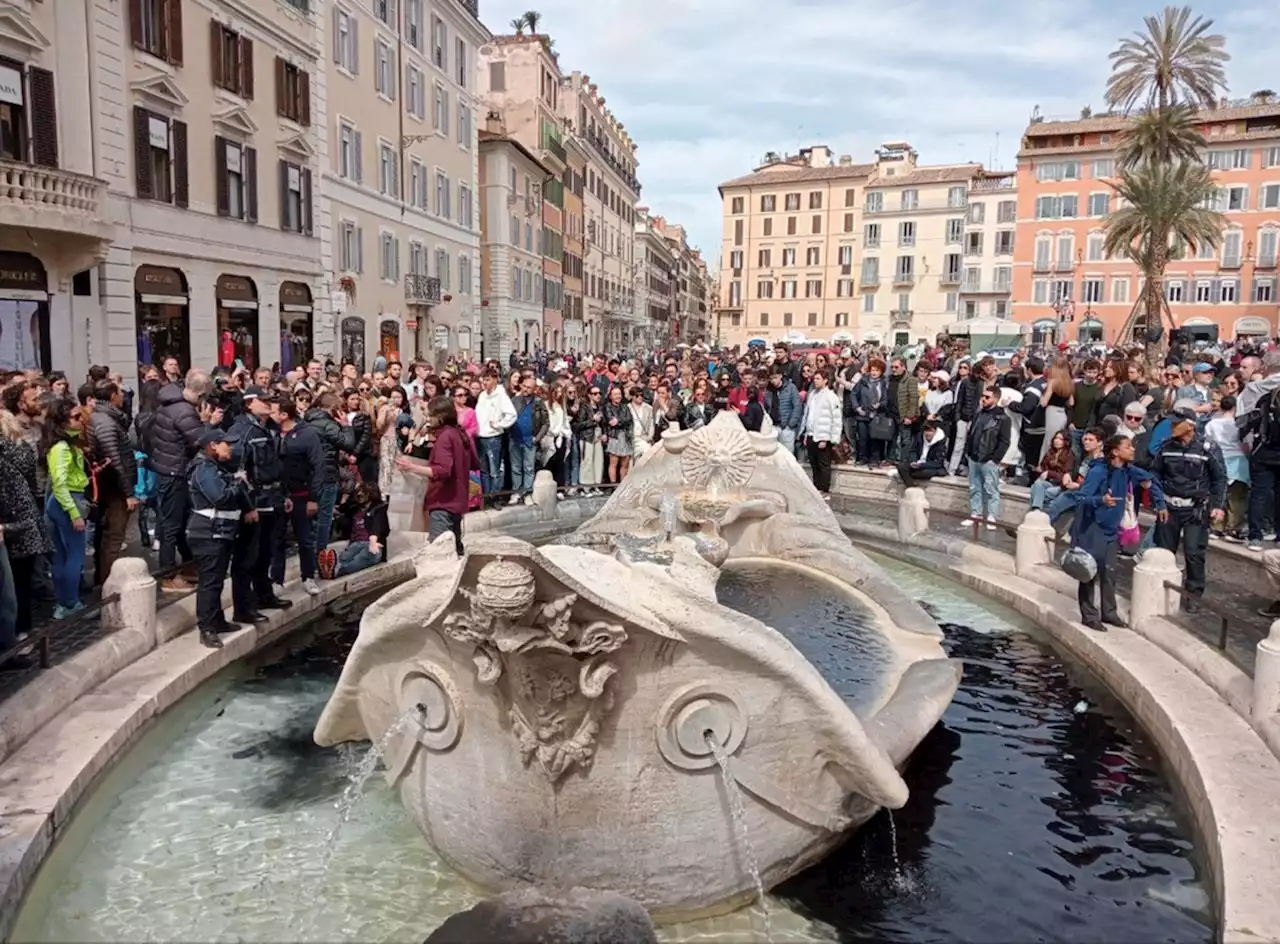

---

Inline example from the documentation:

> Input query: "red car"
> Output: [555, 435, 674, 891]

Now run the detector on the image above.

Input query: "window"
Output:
[811, 215, 822, 234]
[1091, 158, 1114, 178]
[458, 100, 471, 146]
[809, 191, 822, 209]
[1222, 230, 1243, 266]
[375, 41, 396, 100]
[488, 61, 505, 91]
[759, 313, 770, 327]
[410, 160, 426, 208]
[433, 85, 449, 134]
[1033, 279, 1049, 304]
[456, 38, 469, 88]
[1261, 184, 1280, 210]
[378, 143, 397, 196]
[212, 24, 254, 99]
[962, 300, 977, 318]
[1205, 148, 1251, 170]
[757, 280, 774, 299]
[963, 266, 980, 291]
[133, 108, 184, 205]
[860, 257, 879, 285]
[217, 138, 255, 221]
[335, 7, 358, 73]
[275, 59, 309, 125]
[373, 0, 395, 26]
[781, 248, 796, 267]
[843, 213, 854, 233]
[844, 188, 856, 207]
[338, 122, 361, 182]
[997, 200, 1016, 223]
[733, 219, 743, 245]
[805, 279, 822, 298]
[1088, 193, 1110, 216]
[784, 192, 801, 211]
[1056, 234, 1074, 267]
[756, 249, 770, 267]
[898, 221, 915, 247]
[761, 194, 776, 212]
[1255, 278, 1275, 304]
[948, 185, 967, 208]
[409, 241, 426, 277]
[782, 312, 793, 327]
[731, 196, 744, 214]
[1166, 280, 1184, 303]
[995, 230, 1015, 255]
[406, 65, 425, 119]
[944, 292, 957, 313]
[786, 217, 797, 235]
[965, 232, 983, 256]
[1087, 232, 1104, 261]
[1194, 280, 1213, 303]
[994, 265, 1012, 291]
[1083, 278, 1104, 304]
[900, 189, 918, 210]
[406, 0, 424, 50]
[895, 255, 914, 282]
[865, 191, 883, 213]
[943, 253, 961, 282]
[967, 202, 984, 224]
[1265, 147, 1280, 168]
[459, 254, 472, 293]
[728, 250, 743, 271]
[379, 232, 400, 281]
[431, 16, 448, 71]
[339, 220, 363, 272]
[278, 160, 312, 234]
[862, 293, 875, 313]
[838, 245, 853, 267]
[1036, 160, 1081, 181]
[864, 223, 880, 248]
[1260, 229, 1278, 267]
[436, 248, 450, 290]
[836, 279, 853, 297]
[1035, 195, 1078, 219]
[945, 218, 963, 244]
[1052, 279, 1073, 302]
[781, 279, 796, 299]
[728, 281, 741, 306]
[133, 0, 183, 64]
[805, 247, 821, 266]
[433, 171, 451, 219]
[1220, 279, 1237, 303]
[1034, 236, 1051, 269]
[459, 183, 473, 227]
[895, 292, 911, 314]
[1225, 186, 1248, 211]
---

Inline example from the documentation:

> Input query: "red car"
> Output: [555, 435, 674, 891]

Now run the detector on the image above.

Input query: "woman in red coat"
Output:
[396, 395, 477, 555]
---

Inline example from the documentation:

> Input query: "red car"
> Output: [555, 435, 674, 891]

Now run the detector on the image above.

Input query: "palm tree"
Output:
[1101, 6, 1230, 354]
[509, 16, 526, 34]
[522, 10, 542, 34]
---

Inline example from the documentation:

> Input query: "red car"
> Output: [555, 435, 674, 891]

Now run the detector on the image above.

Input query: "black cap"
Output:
[1169, 405, 1198, 423]
[242, 384, 275, 403]
[197, 425, 236, 448]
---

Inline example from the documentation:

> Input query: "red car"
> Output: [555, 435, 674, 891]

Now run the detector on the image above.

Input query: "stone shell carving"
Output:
[441, 557, 629, 783]
[679, 422, 757, 492]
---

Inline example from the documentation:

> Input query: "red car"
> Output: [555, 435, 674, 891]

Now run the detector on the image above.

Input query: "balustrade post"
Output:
[1015, 510, 1056, 577]
[1253, 621, 1280, 724]
[1129, 548, 1182, 627]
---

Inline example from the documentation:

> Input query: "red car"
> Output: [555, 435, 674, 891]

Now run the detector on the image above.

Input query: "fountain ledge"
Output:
[839, 515, 1280, 944]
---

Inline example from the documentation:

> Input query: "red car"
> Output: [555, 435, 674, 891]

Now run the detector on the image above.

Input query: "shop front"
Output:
[341, 316, 366, 373]
[1077, 318, 1104, 343]
[135, 265, 189, 371]
[1234, 316, 1272, 340]
[216, 274, 259, 369]
[0, 252, 51, 372]
[279, 281, 313, 372]
[379, 319, 400, 362]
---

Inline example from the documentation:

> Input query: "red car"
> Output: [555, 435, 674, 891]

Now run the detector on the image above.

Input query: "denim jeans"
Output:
[948, 420, 969, 475]
[45, 494, 86, 609]
[478, 436, 503, 493]
[428, 508, 464, 556]
[1047, 489, 1083, 526]
[1029, 479, 1062, 511]
[0, 546, 17, 649]
[1248, 459, 1280, 541]
[156, 474, 192, 568]
[335, 541, 382, 576]
[565, 436, 581, 487]
[508, 440, 535, 491]
[278, 495, 317, 581]
[314, 482, 340, 550]
[967, 461, 1001, 518]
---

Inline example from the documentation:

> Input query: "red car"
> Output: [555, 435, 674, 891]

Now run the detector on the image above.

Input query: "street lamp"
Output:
[1051, 296, 1075, 345]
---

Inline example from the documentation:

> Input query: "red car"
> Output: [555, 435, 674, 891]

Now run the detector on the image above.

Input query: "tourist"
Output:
[765, 367, 802, 453]
[186, 426, 250, 649]
[303, 392, 357, 550]
[274, 398, 324, 597]
[1093, 356, 1137, 427]
[888, 357, 918, 463]
[949, 358, 978, 476]
[507, 374, 548, 502]
[543, 383, 573, 485]
[575, 385, 605, 491]
[396, 395, 477, 556]
[474, 369, 515, 494]
[1010, 356, 1048, 479]
[801, 368, 841, 499]
[627, 386, 654, 457]
[1205, 394, 1248, 542]
[896, 420, 948, 488]
[960, 385, 1011, 531]
[150, 369, 214, 591]
[376, 387, 409, 499]
[851, 358, 890, 468]
[602, 385, 634, 483]
[652, 383, 682, 443]
[318, 481, 390, 579]
[1073, 434, 1165, 631]
[0, 409, 50, 663]
[1030, 431, 1075, 511]
[88, 380, 138, 586]
[42, 398, 91, 619]
[1150, 410, 1226, 613]
[1041, 357, 1074, 460]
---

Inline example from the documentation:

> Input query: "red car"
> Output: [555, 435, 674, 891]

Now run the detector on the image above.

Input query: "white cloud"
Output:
[483, 0, 1272, 261]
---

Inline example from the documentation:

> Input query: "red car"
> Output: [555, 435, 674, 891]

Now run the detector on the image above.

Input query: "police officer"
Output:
[1151, 406, 1226, 613]
[229, 385, 293, 623]
[187, 427, 249, 648]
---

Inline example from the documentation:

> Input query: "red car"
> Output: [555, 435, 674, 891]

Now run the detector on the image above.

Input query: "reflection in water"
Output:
[15, 561, 1213, 944]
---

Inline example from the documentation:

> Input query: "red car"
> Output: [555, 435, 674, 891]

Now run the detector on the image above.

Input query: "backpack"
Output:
[1255, 387, 1280, 447]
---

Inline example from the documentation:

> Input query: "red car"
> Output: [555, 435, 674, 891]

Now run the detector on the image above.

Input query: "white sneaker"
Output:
[151, 539, 160, 551]
[985, 515, 998, 531]
[303, 578, 321, 596]
[507, 493, 521, 506]
[960, 517, 976, 528]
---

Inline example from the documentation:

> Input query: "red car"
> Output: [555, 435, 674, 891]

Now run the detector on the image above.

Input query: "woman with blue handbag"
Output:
[1070, 434, 1166, 632]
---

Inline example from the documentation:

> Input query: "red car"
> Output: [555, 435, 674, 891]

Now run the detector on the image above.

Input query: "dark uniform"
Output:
[229, 387, 291, 619]
[186, 428, 249, 648]
[1151, 424, 1227, 608]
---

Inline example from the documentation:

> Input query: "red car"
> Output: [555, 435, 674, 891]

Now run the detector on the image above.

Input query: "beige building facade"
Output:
[561, 135, 586, 352]
[323, 0, 487, 369]
[958, 171, 1017, 323]
[718, 143, 982, 349]
[634, 208, 673, 348]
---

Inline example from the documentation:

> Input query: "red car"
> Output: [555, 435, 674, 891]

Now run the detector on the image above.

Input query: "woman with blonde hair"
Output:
[1039, 356, 1075, 461]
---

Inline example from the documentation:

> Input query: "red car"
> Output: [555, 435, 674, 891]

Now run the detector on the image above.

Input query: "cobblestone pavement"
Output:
[834, 495, 1266, 676]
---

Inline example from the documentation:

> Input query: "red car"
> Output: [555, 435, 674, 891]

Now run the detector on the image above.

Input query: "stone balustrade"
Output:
[0, 160, 109, 237]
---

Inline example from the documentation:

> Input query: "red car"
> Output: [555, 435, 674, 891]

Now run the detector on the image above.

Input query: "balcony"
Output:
[859, 274, 880, 287]
[890, 309, 914, 324]
[1053, 259, 1075, 272]
[1258, 253, 1278, 269]
[542, 128, 568, 166]
[961, 281, 1013, 294]
[1033, 259, 1053, 273]
[892, 273, 916, 287]
[0, 160, 111, 244]
[940, 271, 961, 285]
[404, 274, 442, 304]
[970, 176, 1015, 193]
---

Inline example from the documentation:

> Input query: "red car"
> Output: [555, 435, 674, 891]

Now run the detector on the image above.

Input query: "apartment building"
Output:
[718, 143, 979, 349]
[958, 171, 1017, 320]
[1013, 97, 1280, 343]
[78, 0, 326, 376]
[325, 0, 486, 370]
[477, 127, 550, 361]
[634, 207, 674, 348]
[0, 0, 111, 379]
[559, 71, 639, 352]
[562, 135, 587, 351]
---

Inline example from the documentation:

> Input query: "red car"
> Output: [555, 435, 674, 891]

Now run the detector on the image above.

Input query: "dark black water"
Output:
[735, 578, 1214, 944]
[244, 568, 1214, 943]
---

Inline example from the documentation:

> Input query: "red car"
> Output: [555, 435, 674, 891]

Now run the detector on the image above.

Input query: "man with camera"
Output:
[149, 369, 217, 591]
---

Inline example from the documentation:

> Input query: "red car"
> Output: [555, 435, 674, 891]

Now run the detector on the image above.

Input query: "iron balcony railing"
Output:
[405, 274, 442, 304]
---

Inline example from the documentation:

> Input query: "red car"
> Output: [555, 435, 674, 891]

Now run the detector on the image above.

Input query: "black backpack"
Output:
[1248, 386, 1280, 446]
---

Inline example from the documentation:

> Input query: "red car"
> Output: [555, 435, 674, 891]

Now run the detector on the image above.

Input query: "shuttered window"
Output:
[215, 136, 256, 222]
[129, 0, 183, 66]
[0, 59, 57, 168]
[278, 160, 313, 235]
[274, 58, 310, 125]
[133, 106, 185, 205]
[210, 21, 253, 99]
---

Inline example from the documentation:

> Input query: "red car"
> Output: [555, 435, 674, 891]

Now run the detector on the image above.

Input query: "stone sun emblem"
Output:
[680, 423, 756, 492]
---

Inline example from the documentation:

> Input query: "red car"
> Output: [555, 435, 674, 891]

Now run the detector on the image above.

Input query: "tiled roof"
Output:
[867, 164, 984, 186]
[1017, 126, 1280, 159]
[1024, 101, 1280, 137]
[719, 163, 875, 190]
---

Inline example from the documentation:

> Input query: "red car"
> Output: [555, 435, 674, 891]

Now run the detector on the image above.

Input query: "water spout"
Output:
[704, 731, 772, 942]
[659, 490, 680, 543]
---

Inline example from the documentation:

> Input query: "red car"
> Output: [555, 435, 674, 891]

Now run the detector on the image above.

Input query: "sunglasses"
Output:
[453, 391, 467, 398]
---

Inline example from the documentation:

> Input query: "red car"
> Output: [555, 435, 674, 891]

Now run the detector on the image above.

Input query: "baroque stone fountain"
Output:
[314, 411, 961, 921]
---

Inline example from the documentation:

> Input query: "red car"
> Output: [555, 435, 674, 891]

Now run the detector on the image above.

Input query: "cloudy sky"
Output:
[482, 1, 1270, 266]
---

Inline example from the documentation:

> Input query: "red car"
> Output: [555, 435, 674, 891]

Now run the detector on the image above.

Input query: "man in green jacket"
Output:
[890, 357, 919, 462]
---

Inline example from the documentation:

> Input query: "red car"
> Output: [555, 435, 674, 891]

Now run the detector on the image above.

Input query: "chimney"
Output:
[485, 110, 504, 133]
[807, 145, 832, 168]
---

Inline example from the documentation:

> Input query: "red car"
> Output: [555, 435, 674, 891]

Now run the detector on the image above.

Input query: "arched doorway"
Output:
[1077, 318, 1103, 343]
[279, 281, 313, 372]
[1235, 316, 1272, 340]
[432, 324, 449, 352]
[457, 325, 473, 355]
[216, 274, 259, 369]
[1031, 318, 1057, 346]
[341, 316, 366, 373]
[134, 263, 188, 373]
[379, 319, 400, 361]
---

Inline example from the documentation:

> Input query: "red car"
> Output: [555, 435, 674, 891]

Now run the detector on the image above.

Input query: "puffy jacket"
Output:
[802, 386, 842, 443]
[891, 372, 919, 422]
[150, 383, 204, 477]
[303, 407, 358, 485]
[88, 402, 137, 496]
[281, 422, 326, 499]
[766, 379, 802, 431]
[955, 375, 982, 423]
